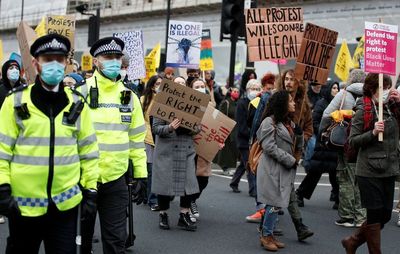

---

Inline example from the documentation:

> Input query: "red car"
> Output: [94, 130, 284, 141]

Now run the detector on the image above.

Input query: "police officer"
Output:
[0, 34, 99, 253]
[82, 37, 147, 254]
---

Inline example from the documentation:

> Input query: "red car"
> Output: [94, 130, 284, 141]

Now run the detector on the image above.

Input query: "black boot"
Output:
[178, 212, 197, 231]
[293, 218, 314, 241]
[159, 212, 170, 230]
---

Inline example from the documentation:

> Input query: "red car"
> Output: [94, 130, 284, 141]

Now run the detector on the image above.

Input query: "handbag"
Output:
[247, 140, 262, 174]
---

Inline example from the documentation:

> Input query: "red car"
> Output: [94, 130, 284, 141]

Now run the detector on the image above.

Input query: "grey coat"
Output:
[256, 117, 302, 208]
[151, 117, 199, 196]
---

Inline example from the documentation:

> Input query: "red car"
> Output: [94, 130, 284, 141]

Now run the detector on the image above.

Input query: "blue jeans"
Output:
[147, 163, 157, 206]
[262, 205, 279, 236]
[303, 135, 316, 172]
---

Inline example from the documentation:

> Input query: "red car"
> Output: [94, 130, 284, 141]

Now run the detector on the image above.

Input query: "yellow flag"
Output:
[0, 40, 3, 63]
[35, 17, 47, 37]
[334, 40, 354, 82]
[352, 36, 364, 69]
[144, 43, 161, 82]
[81, 53, 93, 71]
[147, 43, 161, 68]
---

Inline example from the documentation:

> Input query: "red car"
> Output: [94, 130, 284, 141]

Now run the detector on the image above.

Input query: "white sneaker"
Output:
[0, 216, 5, 224]
[189, 213, 197, 223]
[190, 201, 200, 219]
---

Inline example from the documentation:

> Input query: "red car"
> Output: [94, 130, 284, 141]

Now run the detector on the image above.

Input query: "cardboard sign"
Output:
[148, 79, 210, 131]
[114, 30, 146, 80]
[46, 15, 75, 47]
[334, 40, 354, 82]
[364, 22, 398, 76]
[81, 53, 93, 71]
[166, 20, 202, 68]
[193, 105, 236, 162]
[245, 7, 304, 62]
[294, 23, 338, 85]
[199, 29, 214, 71]
[352, 36, 365, 69]
[16, 21, 38, 85]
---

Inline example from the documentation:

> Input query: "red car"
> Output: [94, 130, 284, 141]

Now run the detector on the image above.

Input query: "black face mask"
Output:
[186, 76, 195, 86]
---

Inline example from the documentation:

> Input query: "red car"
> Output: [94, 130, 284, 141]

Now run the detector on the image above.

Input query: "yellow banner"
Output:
[0, 40, 3, 63]
[200, 59, 214, 72]
[81, 53, 93, 71]
[334, 40, 354, 82]
[352, 36, 364, 69]
[35, 17, 47, 37]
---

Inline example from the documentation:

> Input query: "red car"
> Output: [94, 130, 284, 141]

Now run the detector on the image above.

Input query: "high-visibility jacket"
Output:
[86, 71, 147, 183]
[0, 84, 99, 217]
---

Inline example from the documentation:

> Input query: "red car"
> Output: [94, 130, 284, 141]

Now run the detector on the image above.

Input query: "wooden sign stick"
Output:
[378, 17, 384, 142]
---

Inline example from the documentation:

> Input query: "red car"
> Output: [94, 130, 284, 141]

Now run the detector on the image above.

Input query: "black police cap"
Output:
[30, 34, 71, 57]
[90, 37, 125, 57]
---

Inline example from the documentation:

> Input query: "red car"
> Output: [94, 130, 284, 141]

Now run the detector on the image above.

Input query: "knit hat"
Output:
[347, 69, 366, 85]
[66, 73, 84, 84]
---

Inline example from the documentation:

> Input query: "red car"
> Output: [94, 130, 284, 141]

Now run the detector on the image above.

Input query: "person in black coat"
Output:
[0, 60, 24, 108]
[296, 81, 340, 209]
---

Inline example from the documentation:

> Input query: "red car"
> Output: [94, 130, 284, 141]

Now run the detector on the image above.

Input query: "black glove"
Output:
[131, 179, 148, 205]
[294, 124, 303, 136]
[81, 189, 97, 222]
[0, 184, 20, 217]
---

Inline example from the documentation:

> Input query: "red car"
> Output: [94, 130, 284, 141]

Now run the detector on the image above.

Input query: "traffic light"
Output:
[88, 15, 100, 47]
[220, 0, 245, 37]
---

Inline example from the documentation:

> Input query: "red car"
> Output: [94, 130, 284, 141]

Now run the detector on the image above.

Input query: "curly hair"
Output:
[142, 75, 161, 113]
[261, 72, 276, 87]
[261, 90, 290, 123]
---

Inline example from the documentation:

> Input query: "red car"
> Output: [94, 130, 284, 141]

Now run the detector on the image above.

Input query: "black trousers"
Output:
[297, 167, 339, 200]
[158, 194, 194, 210]
[6, 204, 78, 254]
[192, 176, 209, 201]
[230, 149, 256, 195]
[82, 175, 128, 254]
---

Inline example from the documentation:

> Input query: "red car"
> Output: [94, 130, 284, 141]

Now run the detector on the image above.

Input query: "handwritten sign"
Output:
[199, 29, 214, 71]
[245, 7, 304, 62]
[166, 20, 202, 68]
[16, 21, 38, 85]
[114, 30, 146, 80]
[364, 22, 398, 76]
[194, 104, 236, 162]
[81, 53, 93, 71]
[295, 23, 338, 85]
[149, 79, 210, 131]
[46, 15, 75, 47]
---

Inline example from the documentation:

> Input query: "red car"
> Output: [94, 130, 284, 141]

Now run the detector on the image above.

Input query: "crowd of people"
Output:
[0, 32, 399, 254]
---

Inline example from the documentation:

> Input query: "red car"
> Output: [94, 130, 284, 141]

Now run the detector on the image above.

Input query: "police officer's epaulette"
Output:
[7, 83, 29, 97]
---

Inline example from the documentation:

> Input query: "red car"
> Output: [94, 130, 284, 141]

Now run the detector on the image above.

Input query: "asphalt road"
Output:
[0, 167, 399, 254]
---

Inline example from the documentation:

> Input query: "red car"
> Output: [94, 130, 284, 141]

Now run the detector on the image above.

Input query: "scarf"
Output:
[363, 96, 374, 131]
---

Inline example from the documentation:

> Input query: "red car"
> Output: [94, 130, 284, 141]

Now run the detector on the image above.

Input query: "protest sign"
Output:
[144, 43, 161, 82]
[199, 29, 214, 71]
[245, 7, 304, 62]
[364, 22, 398, 76]
[294, 23, 338, 85]
[81, 53, 93, 71]
[16, 21, 38, 84]
[0, 40, 3, 62]
[149, 79, 210, 131]
[352, 36, 365, 69]
[194, 104, 236, 162]
[334, 40, 354, 82]
[166, 20, 202, 68]
[114, 30, 146, 80]
[46, 15, 75, 47]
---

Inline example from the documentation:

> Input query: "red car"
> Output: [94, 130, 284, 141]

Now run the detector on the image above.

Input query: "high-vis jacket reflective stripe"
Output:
[0, 84, 99, 217]
[86, 71, 147, 183]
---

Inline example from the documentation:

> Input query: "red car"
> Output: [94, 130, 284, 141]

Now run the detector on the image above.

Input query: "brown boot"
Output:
[260, 236, 278, 252]
[272, 236, 285, 248]
[341, 222, 367, 254]
[365, 223, 381, 254]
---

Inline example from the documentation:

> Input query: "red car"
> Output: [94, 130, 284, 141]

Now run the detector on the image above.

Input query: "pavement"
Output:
[0, 166, 399, 254]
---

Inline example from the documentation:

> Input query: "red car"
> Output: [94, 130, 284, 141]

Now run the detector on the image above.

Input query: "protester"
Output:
[83, 37, 148, 253]
[63, 73, 84, 88]
[141, 75, 163, 211]
[0, 33, 99, 253]
[164, 67, 175, 80]
[342, 73, 400, 254]
[275, 69, 314, 241]
[240, 68, 257, 96]
[296, 81, 340, 209]
[322, 69, 367, 228]
[0, 60, 24, 108]
[257, 90, 302, 251]
[215, 87, 239, 176]
[205, 70, 224, 107]
[151, 77, 200, 232]
[307, 82, 323, 110]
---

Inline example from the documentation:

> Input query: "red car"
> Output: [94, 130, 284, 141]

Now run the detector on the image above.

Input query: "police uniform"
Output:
[0, 34, 99, 253]
[82, 37, 147, 254]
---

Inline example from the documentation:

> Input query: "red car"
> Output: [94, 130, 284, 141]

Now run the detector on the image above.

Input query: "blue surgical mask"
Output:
[100, 59, 122, 79]
[40, 61, 65, 86]
[7, 68, 20, 83]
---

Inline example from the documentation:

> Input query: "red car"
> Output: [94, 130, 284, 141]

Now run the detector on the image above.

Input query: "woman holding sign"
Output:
[342, 73, 400, 254]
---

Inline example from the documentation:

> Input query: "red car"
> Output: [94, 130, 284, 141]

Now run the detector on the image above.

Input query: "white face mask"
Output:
[195, 87, 206, 94]
[247, 91, 258, 101]
[382, 89, 390, 103]
[120, 70, 127, 80]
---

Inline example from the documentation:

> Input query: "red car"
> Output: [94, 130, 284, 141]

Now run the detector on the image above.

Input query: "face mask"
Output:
[382, 89, 390, 103]
[7, 68, 20, 83]
[120, 70, 127, 80]
[155, 87, 161, 93]
[40, 61, 65, 86]
[195, 87, 206, 94]
[247, 91, 258, 101]
[100, 59, 122, 79]
[231, 91, 240, 100]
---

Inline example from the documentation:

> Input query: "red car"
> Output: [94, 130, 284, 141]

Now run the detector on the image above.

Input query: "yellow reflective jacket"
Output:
[86, 71, 147, 183]
[0, 84, 99, 217]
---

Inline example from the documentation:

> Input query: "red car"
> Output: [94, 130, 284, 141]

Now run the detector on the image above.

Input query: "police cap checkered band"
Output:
[90, 37, 125, 57]
[30, 34, 71, 57]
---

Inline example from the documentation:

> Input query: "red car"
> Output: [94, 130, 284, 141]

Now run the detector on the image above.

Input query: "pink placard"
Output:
[364, 22, 398, 76]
